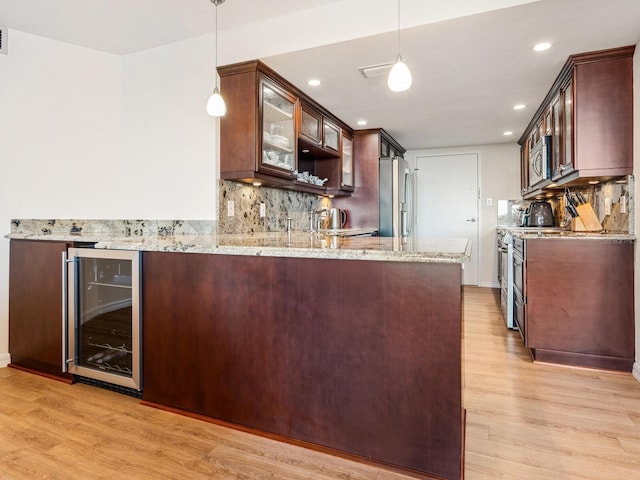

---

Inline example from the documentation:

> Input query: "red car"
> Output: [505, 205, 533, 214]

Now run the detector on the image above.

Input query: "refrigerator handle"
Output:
[61, 251, 69, 372]
[401, 169, 412, 237]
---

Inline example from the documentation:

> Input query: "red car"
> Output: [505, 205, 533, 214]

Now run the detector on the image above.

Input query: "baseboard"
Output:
[633, 362, 640, 383]
[479, 281, 500, 288]
[0, 353, 10, 368]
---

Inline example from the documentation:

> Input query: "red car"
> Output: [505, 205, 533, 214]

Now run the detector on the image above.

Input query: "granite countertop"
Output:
[6, 219, 471, 264]
[497, 226, 635, 241]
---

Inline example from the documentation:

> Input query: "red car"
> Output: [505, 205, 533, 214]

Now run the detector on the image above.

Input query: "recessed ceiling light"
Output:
[504, 131, 513, 136]
[308, 79, 321, 87]
[513, 104, 526, 110]
[357, 120, 367, 126]
[588, 180, 600, 185]
[533, 42, 552, 52]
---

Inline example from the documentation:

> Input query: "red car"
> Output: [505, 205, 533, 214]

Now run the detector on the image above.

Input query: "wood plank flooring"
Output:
[463, 287, 640, 480]
[1, 286, 639, 479]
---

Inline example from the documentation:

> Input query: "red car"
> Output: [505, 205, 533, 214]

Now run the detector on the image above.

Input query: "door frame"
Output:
[413, 151, 481, 286]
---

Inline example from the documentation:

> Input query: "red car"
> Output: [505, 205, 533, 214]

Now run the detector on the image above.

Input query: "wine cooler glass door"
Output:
[67, 248, 141, 391]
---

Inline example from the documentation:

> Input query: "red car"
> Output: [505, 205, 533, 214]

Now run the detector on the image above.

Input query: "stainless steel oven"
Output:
[63, 248, 142, 391]
[497, 230, 515, 329]
[512, 237, 525, 340]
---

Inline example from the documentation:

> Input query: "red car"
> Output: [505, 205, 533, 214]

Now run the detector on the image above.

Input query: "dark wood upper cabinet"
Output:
[218, 60, 353, 196]
[334, 128, 405, 228]
[259, 77, 298, 179]
[519, 45, 634, 196]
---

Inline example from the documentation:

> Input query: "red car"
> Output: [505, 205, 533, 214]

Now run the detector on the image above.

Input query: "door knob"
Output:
[466, 218, 476, 223]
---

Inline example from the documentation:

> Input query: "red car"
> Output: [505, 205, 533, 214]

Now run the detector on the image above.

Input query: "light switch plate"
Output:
[260, 203, 266, 218]
[227, 200, 235, 217]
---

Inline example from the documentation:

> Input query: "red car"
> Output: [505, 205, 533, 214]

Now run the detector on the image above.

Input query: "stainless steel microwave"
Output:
[529, 135, 552, 189]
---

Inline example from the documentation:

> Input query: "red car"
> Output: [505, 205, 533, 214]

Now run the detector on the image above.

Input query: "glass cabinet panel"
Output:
[551, 94, 562, 178]
[323, 120, 340, 152]
[341, 135, 353, 189]
[261, 80, 296, 173]
[562, 79, 573, 174]
[300, 106, 321, 144]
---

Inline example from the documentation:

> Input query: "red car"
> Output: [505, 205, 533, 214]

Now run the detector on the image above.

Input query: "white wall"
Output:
[0, 30, 123, 364]
[405, 143, 521, 288]
[120, 36, 219, 220]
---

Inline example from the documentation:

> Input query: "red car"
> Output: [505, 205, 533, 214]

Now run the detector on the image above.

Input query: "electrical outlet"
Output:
[260, 203, 266, 218]
[620, 195, 627, 214]
[486, 198, 493, 206]
[227, 200, 235, 217]
[604, 197, 612, 215]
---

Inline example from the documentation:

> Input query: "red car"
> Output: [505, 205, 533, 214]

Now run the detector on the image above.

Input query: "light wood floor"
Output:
[1, 287, 639, 479]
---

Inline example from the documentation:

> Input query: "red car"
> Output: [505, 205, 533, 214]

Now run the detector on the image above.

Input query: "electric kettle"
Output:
[329, 208, 347, 229]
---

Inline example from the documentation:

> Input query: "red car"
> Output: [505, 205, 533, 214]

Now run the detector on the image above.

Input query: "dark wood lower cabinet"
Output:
[9, 239, 72, 381]
[525, 238, 634, 371]
[142, 252, 464, 480]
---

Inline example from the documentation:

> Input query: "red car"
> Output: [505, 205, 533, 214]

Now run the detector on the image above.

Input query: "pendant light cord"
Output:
[214, 2, 218, 89]
[397, 0, 401, 58]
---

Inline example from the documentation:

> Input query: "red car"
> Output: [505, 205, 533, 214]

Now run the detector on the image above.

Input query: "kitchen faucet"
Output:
[309, 209, 328, 232]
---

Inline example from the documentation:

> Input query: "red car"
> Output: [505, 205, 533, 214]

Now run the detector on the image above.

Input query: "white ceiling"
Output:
[2, 0, 640, 149]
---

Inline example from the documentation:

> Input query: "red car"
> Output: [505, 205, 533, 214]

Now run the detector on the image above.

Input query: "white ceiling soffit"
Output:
[263, 0, 640, 149]
[0, 0, 539, 55]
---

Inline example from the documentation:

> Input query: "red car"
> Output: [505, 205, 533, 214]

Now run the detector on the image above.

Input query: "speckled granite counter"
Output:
[498, 226, 635, 241]
[7, 219, 471, 264]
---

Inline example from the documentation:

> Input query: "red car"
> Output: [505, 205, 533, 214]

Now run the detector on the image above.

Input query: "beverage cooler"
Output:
[63, 248, 142, 391]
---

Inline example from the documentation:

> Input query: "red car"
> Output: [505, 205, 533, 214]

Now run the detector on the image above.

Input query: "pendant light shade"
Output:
[388, 55, 412, 92]
[388, 0, 412, 92]
[207, 0, 226, 117]
[207, 86, 227, 116]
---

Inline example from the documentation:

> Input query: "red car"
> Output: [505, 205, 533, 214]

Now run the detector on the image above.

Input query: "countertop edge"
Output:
[5, 233, 470, 264]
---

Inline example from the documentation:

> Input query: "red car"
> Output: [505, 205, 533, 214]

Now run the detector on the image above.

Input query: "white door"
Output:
[415, 153, 479, 285]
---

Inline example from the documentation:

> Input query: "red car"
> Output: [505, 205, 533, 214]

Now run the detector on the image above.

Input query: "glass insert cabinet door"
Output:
[260, 78, 296, 175]
[341, 134, 354, 189]
[65, 248, 141, 391]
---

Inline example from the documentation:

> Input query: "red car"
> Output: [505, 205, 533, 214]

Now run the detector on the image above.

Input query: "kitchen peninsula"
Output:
[7, 219, 470, 480]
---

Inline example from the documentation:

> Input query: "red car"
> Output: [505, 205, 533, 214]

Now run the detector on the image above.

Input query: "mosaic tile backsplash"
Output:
[217, 180, 331, 234]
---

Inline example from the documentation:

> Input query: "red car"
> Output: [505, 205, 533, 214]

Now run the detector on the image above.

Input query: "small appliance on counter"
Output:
[329, 208, 347, 229]
[522, 201, 554, 227]
[497, 200, 525, 227]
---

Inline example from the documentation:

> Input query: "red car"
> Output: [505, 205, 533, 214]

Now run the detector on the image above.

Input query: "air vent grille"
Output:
[357, 61, 395, 79]
[0, 26, 7, 55]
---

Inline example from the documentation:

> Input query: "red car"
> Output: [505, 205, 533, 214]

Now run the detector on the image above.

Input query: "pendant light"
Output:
[387, 0, 412, 92]
[206, 0, 227, 117]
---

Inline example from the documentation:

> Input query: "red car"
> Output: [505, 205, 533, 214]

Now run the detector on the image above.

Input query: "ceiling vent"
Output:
[358, 61, 395, 79]
[0, 26, 7, 55]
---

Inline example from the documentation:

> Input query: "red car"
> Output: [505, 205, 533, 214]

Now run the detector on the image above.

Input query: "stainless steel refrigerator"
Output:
[379, 156, 414, 237]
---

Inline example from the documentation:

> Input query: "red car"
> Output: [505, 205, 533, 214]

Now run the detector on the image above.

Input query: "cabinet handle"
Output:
[61, 252, 77, 372]
[61, 251, 68, 373]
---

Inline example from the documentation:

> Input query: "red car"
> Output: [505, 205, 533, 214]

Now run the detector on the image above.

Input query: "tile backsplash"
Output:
[217, 180, 331, 234]
[550, 176, 633, 232]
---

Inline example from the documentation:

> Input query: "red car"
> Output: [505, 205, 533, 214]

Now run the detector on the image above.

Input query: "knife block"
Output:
[572, 203, 603, 231]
